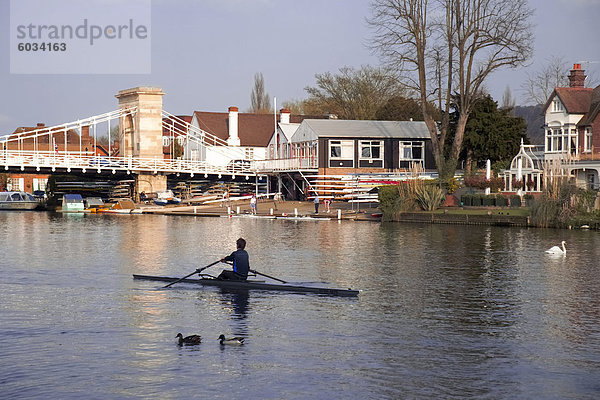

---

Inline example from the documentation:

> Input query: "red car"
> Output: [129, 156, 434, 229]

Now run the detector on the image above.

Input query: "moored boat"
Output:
[133, 274, 359, 297]
[0, 191, 39, 210]
[154, 190, 181, 206]
[61, 194, 85, 212]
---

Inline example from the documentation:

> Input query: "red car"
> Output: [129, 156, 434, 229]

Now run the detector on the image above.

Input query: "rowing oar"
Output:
[249, 269, 287, 284]
[163, 260, 221, 288]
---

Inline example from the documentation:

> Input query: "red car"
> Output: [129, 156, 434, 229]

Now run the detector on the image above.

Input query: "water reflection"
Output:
[2, 212, 600, 399]
[218, 288, 250, 338]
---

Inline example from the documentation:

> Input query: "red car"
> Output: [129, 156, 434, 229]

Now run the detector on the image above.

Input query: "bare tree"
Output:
[501, 86, 516, 110]
[521, 56, 576, 105]
[281, 99, 306, 115]
[369, 0, 533, 179]
[250, 72, 271, 113]
[304, 65, 403, 120]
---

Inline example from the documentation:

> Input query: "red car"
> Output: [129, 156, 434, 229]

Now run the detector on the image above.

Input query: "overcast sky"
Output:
[1, 0, 599, 135]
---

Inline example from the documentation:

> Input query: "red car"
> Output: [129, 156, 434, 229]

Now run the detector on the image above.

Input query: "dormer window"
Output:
[552, 98, 564, 112]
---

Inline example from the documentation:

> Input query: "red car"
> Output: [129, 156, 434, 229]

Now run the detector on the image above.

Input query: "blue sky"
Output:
[1, 0, 599, 135]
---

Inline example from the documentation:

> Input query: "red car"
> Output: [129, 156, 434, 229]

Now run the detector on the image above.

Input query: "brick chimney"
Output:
[36, 123, 45, 128]
[568, 63, 586, 88]
[81, 125, 90, 138]
[227, 106, 240, 146]
[280, 108, 291, 124]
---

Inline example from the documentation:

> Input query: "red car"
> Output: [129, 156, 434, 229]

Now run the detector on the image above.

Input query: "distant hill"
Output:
[513, 105, 544, 145]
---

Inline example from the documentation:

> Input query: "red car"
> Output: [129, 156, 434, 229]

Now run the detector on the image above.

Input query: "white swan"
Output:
[546, 241, 566, 255]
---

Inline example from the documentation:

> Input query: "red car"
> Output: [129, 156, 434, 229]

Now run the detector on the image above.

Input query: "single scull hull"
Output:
[133, 274, 359, 297]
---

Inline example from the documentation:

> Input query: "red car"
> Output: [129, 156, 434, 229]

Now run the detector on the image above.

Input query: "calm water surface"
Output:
[1, 212, 599, 399]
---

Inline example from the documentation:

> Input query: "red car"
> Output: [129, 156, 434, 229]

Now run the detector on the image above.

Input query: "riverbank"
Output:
[140, 198, 383, 221]
[392, 209, 530, 227]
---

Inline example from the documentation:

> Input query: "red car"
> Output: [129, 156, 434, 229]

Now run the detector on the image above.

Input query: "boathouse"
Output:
[288, 119, 435, 176]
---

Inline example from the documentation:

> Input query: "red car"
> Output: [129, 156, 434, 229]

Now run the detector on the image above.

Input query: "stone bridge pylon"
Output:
[116, 86, 167, 194]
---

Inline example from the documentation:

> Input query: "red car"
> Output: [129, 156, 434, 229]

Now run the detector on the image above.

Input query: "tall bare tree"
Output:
[304, 65, 403, 120]
[501, 86, 516, 110]
[250, 72, 271, 113]
[369, 0, 533, 179]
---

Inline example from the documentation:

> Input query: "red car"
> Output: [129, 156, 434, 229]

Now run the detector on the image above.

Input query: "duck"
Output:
[218, 334, 244, 345]
[546, 241, 566, 255]
[176, 333, 202, 345]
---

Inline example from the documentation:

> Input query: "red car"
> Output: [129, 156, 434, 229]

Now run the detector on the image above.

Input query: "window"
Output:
[359, 140, 383, 167]
[399, 141, 424, 167]
[552, 98, 564, 112]
[329, 140, 354, 167]
[546, 128, 571, 153]
[245, 148, 254, 160]
[585, 127, 593, 152]
[360, 141, 382, 159]
[162, 136, 171, 147]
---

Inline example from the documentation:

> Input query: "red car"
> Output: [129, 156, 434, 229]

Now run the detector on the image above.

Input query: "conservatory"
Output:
[502, 140, 544, 193]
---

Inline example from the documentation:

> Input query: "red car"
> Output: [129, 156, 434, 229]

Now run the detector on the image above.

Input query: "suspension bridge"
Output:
[0, 87, 263, 195]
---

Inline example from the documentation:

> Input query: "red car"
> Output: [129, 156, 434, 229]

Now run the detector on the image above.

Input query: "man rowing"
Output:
[217, 238, 249, 280]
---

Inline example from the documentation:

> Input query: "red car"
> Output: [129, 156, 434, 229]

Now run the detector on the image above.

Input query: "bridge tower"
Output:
[116, 87, 167, 194]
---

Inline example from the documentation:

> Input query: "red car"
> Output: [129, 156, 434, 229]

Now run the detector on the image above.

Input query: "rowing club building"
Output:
[258, 118, 435, 199]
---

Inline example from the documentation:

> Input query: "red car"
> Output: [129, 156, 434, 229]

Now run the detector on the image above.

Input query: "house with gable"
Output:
[187, 106, 276, 167]
[503, 63, 600, 191]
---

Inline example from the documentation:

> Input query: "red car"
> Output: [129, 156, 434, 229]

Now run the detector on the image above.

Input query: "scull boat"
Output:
[133, 274, 359, 297]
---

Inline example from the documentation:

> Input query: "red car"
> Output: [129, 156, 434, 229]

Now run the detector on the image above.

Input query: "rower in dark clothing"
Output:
[218, 238, 249, 280]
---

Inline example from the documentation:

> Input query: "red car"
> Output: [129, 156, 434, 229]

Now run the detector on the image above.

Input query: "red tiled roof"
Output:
[191, 111, 328, 147]
[548, 87, 593, 114]
[162, 115, 192, 137]
[192, 111, 276, 147]
[8, 125, 83, 143]
[578, 86, 600, 126]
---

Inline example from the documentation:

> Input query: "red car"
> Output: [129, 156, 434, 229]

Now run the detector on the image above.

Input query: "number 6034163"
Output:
[17, 42, 67, 51]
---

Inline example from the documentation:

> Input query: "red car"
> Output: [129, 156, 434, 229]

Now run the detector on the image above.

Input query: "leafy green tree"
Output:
[451, 95, 527, 170]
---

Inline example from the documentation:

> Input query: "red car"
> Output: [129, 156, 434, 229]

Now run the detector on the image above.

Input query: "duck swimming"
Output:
[218, 334, 244, 345]
[176, 333, 202, 345]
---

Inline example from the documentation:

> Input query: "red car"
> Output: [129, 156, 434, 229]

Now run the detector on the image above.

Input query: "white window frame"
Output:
[329, 140, 354, 167]
[162, 136, 171, 147]
[546, 127, 571, 153]
[552, 98, 564, 112]
[359, 140, 383, 162]
[399, 141, 424, 164]
[584, 127, 593, 152]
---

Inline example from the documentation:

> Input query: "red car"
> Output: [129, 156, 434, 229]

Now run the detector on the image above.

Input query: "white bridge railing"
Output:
[0, 150, 256, 176]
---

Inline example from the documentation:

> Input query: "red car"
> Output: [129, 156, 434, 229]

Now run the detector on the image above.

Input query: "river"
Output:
[1, 211, 599, 399]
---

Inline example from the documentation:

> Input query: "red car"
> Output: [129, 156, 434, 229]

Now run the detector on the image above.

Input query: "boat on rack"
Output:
[0, 191, 39, 210]
[132, 274, 359, 297]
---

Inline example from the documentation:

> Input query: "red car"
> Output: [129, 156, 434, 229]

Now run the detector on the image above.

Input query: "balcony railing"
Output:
[254, 157, 318, 172]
